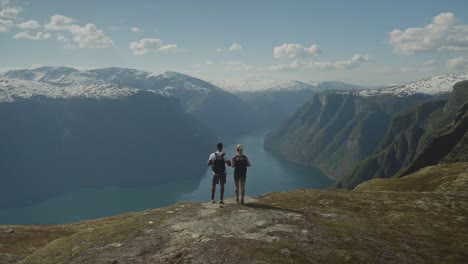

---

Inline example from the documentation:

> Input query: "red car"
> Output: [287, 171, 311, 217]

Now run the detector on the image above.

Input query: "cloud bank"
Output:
[274, 43, 320, 59]
[44, 15, 113, 48]
[14, 32, 51, 40]
[389, 12, 468, 54]
[129, 38, 177, 55]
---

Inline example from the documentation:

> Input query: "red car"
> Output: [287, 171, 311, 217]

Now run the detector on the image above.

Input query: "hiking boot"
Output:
[219, 200, 224, 204]
[240, 199, 244, 204]
[211, 199, 216, 204]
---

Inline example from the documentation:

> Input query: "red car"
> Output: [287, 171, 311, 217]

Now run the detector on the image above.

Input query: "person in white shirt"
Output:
[207, 142, 231, 204]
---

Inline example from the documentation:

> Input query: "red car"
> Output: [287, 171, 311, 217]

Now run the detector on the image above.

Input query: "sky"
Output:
[1, 0, 468, 86]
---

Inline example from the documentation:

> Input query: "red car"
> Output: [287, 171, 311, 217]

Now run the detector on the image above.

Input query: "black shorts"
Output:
[212, 173, 227, 185]
[234, 174, 247, 182]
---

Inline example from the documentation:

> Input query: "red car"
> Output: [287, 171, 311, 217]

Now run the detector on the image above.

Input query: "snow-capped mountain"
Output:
[213, 79, 367, 93]
[0, 67, 231, 102]
[314, 81, 365, 92]
[0, 66, 258, 136]
[0, 78, 157, 102]
[345, 72, 468, 97]
[213, 80, 317, 93]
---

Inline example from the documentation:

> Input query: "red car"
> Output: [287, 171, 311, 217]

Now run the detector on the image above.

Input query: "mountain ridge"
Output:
[0, 66, 258, 136]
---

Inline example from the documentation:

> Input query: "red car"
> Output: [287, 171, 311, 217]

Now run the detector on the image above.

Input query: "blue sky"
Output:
[1, 0, 468, 85]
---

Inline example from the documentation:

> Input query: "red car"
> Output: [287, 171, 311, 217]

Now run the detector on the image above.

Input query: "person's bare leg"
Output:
[234, 178, 240, 202]
[220, 183, 225, 202]
[241, 181, 246, 203]
[211, 183, 216, 202]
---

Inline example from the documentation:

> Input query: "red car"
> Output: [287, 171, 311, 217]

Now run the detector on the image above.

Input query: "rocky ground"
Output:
[1, 164, 467, 263]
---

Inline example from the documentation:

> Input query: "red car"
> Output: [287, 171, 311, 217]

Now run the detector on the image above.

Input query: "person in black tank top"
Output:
[231, 144, 251, 204]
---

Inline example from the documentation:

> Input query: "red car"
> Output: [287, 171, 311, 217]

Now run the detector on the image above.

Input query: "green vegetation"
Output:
[265, 92, 433, 180]
[355, 162, 468, 192]
[338, 81, 468, 189]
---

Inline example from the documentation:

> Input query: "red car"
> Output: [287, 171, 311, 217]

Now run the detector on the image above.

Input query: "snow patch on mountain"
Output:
[0, 78, 164, 102]
[0, 67, 224, 102]
[344, 72, 468, 97]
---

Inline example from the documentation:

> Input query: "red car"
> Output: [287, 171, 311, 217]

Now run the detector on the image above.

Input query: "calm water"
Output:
[0, 130, 334, 225]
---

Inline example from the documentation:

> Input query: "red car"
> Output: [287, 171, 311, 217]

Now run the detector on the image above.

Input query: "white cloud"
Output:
[228, 43, 242, 51]
[0, 18, 12, 31]
[388, 12, 468, 54]
[44, 15, 113, 48]
[447, 56, 468, 70]
[225, 54, 369, 72]
[268, 54, 369, 71]
[131, 26, 141, 33]
[274, 43, 320, 59]
[17, 20, 40, 29]
[129, 38, 177, 55]
[44, 15, 74, 30]
[68, 24, 113, 48]
[217, 43, 242, 52]
[56, 33, 67, 42]
[14, 32, 51, 40]
[0, 6, 21, 19]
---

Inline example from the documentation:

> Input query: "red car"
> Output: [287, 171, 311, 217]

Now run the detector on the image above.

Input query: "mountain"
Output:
[313, 81, 365, 92]
[236, 85, 317, 128]
[343, 72, 468, 97]
[264, 73, 467, 181]
[264, 92, 434, 180]
[355, 162, 468, 192]
[0, 91, 216, 210]
[213, 80, 317, 93]
[214, 80, 369, 128]
[1, 67, 257, 136]
[213, 79, 366, 93]
[338, 80, 468, 189]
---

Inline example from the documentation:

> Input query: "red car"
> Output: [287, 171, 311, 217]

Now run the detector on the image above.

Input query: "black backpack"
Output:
[212, 153, 226, 174]
[234, 155, 247, 175]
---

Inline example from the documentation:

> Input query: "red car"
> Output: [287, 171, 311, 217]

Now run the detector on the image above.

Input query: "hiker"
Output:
[232, 144, 251, 204]
[207, 142, 231, 204]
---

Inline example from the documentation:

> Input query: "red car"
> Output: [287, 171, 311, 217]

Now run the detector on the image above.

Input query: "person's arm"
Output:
[224, 154, 232, 167]
[207, 154, 214, 166]
[231, 157, 235, 167]
[246, 156, 251, 167]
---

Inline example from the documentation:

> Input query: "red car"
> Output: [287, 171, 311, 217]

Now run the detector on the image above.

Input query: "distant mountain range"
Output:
[213, 79, 365, 93]
[341, 72, 468, 97]
[0, 67, 257, 137]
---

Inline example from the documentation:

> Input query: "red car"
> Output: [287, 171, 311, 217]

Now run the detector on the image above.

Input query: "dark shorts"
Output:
[212, 173, 226, 185]
[234, 174, 247, 182]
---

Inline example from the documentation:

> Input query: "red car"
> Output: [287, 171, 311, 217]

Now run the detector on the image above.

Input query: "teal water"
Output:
[0, 130, 334, 224]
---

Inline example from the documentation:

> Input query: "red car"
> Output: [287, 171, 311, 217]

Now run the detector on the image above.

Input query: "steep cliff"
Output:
[265, 92, 432, 180]
[339, 81, 468, 188]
